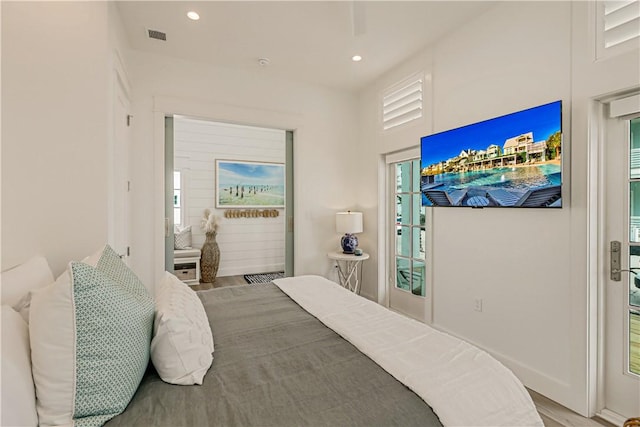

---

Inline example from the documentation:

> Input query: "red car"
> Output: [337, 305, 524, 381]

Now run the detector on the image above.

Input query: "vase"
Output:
[200, 231, 220, 283]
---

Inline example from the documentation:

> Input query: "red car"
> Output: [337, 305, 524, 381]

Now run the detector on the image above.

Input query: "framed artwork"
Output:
[215, 160, 285, 208]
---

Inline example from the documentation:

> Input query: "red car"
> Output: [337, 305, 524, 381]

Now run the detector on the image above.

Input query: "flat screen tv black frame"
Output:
[420, 100, 563, 209]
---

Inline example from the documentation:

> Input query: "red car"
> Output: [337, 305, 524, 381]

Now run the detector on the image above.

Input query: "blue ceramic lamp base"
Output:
[341, 233, 358, 254]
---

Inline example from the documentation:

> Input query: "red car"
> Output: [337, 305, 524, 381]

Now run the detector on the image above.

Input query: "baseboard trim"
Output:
[431, 323, 584, 414]
[596, 409, 626, 426]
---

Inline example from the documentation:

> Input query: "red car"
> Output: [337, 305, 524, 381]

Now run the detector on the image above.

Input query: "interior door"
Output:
[165, 118, 292, 278]
[602, 95, 640, 421]
[112, 73, 131, 262]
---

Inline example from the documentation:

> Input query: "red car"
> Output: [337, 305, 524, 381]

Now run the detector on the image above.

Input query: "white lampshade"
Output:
[336, 211, 363, 234]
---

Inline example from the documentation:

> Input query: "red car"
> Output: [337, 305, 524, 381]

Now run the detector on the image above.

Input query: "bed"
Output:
[2, 249, 542, 427]
[106, 276, 542, 427]
[106, 281, 443, 426]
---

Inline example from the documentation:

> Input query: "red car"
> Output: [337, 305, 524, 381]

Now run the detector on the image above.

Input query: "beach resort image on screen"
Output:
[420, 101, 562, 208]
[216, 160, 285, 208]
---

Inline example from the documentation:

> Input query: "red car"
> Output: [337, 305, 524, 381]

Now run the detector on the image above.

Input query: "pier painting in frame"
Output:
[216, 160, 285, 208]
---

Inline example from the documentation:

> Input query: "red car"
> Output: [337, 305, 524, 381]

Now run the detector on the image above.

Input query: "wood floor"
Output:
[529, 390, 616, 427]
[189, 275, 617, 427]
[188, 274, 248, 291]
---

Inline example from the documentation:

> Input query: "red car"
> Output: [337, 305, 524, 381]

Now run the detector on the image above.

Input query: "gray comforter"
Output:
[106, 283, 442, 426]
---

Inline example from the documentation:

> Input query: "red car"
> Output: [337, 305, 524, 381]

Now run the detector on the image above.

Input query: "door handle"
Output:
[611, 241, 621, 281]
[611, 240, 640, 282]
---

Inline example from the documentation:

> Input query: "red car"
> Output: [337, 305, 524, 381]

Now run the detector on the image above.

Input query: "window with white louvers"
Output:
[597, 0, 640, 58]
[382, 75, 423, 131]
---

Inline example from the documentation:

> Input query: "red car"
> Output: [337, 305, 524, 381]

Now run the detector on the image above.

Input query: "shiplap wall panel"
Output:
[174, 117, 286, 277]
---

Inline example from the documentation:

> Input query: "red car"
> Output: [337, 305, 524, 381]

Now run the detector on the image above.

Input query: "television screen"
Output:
[420, 100, 562, 208]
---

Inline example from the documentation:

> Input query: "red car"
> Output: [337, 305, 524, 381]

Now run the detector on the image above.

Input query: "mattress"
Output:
[105, 283, 442, 426]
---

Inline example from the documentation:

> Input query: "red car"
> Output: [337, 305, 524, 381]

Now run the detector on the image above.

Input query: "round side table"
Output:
[327, 251, 370, 294]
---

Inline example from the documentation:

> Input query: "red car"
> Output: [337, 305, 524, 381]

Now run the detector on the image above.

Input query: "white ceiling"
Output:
[116, 1, 496, 92]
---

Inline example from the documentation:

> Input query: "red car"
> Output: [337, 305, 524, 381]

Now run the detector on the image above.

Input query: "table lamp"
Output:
[336, 211, 363, 254]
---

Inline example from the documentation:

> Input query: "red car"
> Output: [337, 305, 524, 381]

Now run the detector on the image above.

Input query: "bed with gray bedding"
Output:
[106, 283, 442, 426]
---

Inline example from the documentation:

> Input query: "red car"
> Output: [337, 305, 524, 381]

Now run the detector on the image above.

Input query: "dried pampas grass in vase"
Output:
[200, 208, 220, 233]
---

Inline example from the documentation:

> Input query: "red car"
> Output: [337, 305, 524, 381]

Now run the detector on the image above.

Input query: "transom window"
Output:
[596, 0, 640, 59]
[382, 73, 424, 131]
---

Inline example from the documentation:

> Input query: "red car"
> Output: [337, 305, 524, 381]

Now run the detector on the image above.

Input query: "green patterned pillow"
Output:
[94, 244, 151, 301]
[29, 246, 154, 427]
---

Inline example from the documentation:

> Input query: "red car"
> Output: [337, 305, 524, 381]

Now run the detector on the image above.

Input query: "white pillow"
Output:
[1, 255, 54, 308]
[174, 225, 192, 250]
[29, 245, 154, 426]
[151, 272, 213, 385]
[1, 305, 38, 427]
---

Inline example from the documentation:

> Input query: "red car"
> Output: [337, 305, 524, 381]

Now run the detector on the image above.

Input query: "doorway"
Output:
[165, 116, 294, 283]
[385, 147, 431, 323]
[598, 93, 640, 422]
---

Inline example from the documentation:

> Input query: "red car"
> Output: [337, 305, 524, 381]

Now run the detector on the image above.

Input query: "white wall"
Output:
[125, 50, 359, 287]
[174, 118, 286, 276]
[430, 0, 573, 405]
[357, 0, 639, 416]
[1, 2, 111, 276]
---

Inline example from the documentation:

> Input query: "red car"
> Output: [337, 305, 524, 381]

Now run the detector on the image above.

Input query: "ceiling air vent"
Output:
[147, 29, 167, 41]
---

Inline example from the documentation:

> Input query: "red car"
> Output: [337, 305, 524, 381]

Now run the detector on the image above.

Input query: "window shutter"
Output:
[382, 76, 423, 131]
[601, 0, 640, 50]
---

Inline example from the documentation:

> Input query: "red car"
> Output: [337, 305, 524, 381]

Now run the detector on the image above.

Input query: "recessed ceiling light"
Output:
[352, 55, 362, 62]
[187, 11, 200, 21]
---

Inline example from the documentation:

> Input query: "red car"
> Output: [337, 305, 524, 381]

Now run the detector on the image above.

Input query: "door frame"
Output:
[164, 117, 174, 272]
[590, 90, 640, 424]
[152, 97, 303, 288]
[108, 49, 132, 260]
[378, 147, 433, 323]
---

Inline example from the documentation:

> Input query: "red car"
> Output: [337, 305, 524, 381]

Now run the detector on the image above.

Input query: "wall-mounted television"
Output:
[420, 100, 562, 208]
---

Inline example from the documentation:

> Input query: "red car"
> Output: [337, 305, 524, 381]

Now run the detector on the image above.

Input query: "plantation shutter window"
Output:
[597, 0, 640, 57]
[382, 76, 423, 131]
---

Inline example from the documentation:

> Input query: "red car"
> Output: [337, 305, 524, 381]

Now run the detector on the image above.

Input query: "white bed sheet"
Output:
[273, 275, 543, 427]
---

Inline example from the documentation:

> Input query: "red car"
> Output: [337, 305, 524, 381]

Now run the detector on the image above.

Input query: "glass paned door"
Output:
[628, 118, 640, 376]
[394, 159, 426, 297]
[603, 109, 640, 420]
